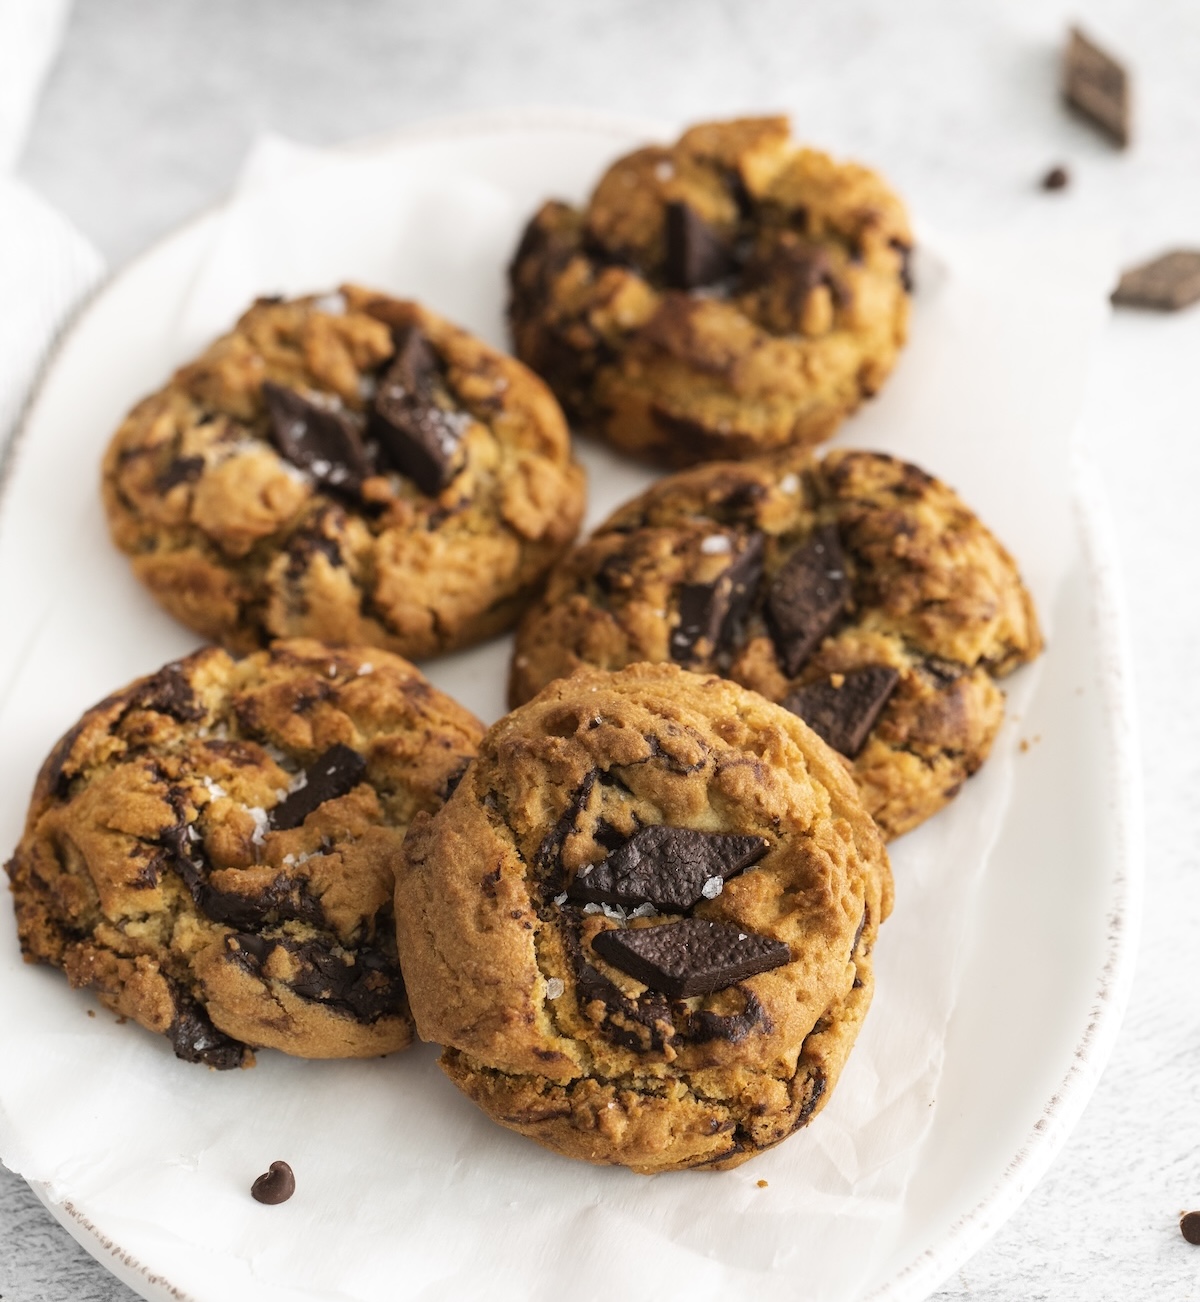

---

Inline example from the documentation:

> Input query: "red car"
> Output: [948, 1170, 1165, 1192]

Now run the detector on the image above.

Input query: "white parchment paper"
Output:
[0, 118, 1115, 1302]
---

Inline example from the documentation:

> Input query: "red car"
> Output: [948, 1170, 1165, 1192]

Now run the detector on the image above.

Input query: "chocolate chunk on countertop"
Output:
[372, 324, 469, 495]
[1181, 1211, 1200, 1245]
[270, 744, 367, 831]
[784, 664, 900, 758]
[263, 382, 369, 495]
[1062, 26, 1131, 148]
[1112, 251, 1200, 312]
[664, 201, 735, 290]
[765, 525, 849, 676]
[1041, 165, 1070, 191]
[592, 917, 790, 998]
[568, 825, 770, 912]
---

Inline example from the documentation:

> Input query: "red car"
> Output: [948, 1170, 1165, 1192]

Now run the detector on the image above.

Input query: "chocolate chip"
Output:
[1063, 26, 1130, 148]
[1041, 165, 1070, 192]
[1181, 1211, 1200, 1245]
[889, 238, 915, 294]
[284, 937, 406, 1023]
[569, 825, 769, 912]
[669, 532, 764, 665]
[155, 456, 205, 493]
[783, 665, 900, 757]
[251, 1161, 295, 1205]
[685, 990, 769, 1044]
[270, 744, 367, 831]
[664, 201, 734, 290]
[764, 526, 850, 676]
[592, 918, 789, 998]
[262, 382, 369, 494]
[372, 326, 468, 496]
[1111, 251, 1200, 312]
[742, 238, 847, 314]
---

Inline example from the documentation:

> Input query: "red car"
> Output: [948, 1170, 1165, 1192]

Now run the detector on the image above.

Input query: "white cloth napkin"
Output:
[0, 0, 104, 468]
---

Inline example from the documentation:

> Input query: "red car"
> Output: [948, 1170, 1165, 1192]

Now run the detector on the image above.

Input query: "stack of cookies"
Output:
[4, 117, 1042, 1176]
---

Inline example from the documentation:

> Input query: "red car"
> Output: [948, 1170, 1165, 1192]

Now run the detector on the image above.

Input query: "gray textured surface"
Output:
[5, 0, 1200, 1297]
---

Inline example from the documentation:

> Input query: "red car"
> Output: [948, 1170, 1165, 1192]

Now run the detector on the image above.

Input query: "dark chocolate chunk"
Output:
[270, 744, 366, 831]
[372, 325, 468, 495]
[167, 989, 247, 1069]
[251, 1161, 295, 1205]
[764, 525, 850, 675]
[1111, 251, 1200, 312]
[262, 381, 369, 494]
[664, 201, 734, 290]
[1181, 1211, 1200, 1245]
[592, 918, 789, 998]
[155, 455, 205, 493]
[569, 825, 769, 912]
[783, 664, 900, 757]
[129, 664, 206, 723]
[742, 237, 847, 314]
[1041, 165, 1070, 192]
[284, 937, 405, 1023]
[669, 531, 764, 665]
[685, 990, 768, 1044]
[1063, 26, 1130, 148]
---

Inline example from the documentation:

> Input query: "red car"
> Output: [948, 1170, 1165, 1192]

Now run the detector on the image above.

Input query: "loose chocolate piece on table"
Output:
[1041, 165, 1070, 191]
[1062, 26, 1131, 148]
[262, 382, 369, 495]
[1111, 251, 1200, 312]
[592, 917, 790, 999]
[251, 1161, 296, 1205]
[1181, 1211, 1200, 1245]
[764, 525, 849, 676]
[664, 200, 735, 290]
[670, 532, 764, 664]
[373, 325, 468, 495]
[568, 825, 770, 912]
[270, 744, 367, 831]
[784, 664, 900, 758]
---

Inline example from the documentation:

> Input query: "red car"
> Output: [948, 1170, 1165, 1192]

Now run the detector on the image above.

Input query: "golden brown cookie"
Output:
[510, 449, 1042, 840]
[509, 116, 912, 467]
[5, 640, 483, 1067]
[395, 663, 891, 1173]
[103, 286, 586, 658]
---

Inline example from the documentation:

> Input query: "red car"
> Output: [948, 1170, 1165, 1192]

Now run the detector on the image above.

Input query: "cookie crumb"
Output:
[251, 1160, 296, 1205]
[1181, 1211, 1200, 1244]
[86, 1009, 95, 1018]
[1041, 165, 1070, 191]
[757, 1179, 769, 1188]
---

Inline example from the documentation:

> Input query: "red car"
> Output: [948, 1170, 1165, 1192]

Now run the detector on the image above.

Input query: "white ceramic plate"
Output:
[0, 112, 1140, 1302]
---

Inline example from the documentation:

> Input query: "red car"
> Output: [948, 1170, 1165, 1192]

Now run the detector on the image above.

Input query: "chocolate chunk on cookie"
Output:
[263, 382, 370, 495]
[669, 531, 764, 665]
[372, 325, 469, 494]
[783, 665, 900, 757]
[510, 448, 1043, 840]
[509, 116, 912, 466]
[102, 288, 585, 659]
[664, 201, 735, 290]
[395, 663, 892, 1173]
[568, 825, 769, 911]
[592, 918, 790, 998]
[5, 640, 483, 1067]
[764, 524, 849, 675]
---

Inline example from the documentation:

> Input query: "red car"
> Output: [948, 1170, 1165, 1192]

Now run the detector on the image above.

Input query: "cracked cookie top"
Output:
[510, 448, 1043, 840]
[5, 640, 484, 1067]
[102, 286, 586, 659]
[508, 116, 912, 467]
[394, 663, 891, 1173]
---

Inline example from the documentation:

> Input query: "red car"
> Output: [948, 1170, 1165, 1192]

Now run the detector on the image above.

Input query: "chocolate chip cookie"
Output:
[103, 286, 586, 659]
[5, 640, 483, 1067]
[510, 449, 1042, 840]
[509, 116, 912, 467]
[395, 663, 892, 1173]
